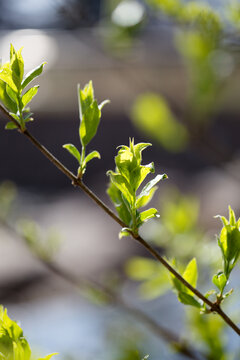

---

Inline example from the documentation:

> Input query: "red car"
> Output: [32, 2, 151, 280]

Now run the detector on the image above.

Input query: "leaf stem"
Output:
[0, 104, 240, 336]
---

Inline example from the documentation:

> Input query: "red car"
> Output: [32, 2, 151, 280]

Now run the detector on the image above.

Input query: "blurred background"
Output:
[0, 0, 240, 359]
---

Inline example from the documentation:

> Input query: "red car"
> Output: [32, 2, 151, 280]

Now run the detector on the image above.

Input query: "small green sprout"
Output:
[0, 44, 46, 131]
[63, 81, 109, 178]
[107, 138, 167, 238]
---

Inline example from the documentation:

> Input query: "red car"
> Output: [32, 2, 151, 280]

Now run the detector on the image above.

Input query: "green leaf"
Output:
[78, 81, 94, 120]
[134, 142, 152, 163]
[0, 62, 18, 92]
[107, 171, 134, 207]
[136, 186, 157, 208]
[84, 150, 101, 164]
[212, 272, 227, 292]
[21, 85, 39, 108]
[182, 258, 198, 295]
[63, 144, 81, 163]
[5, 121, 18, 130]
[79, 100, 101, 147]
[107, 182, 132, 226]
[0, 80, 17, 113]
[132, 162, 155, 191]
[139, 208, 159, 222]
[178, 292, 202, 308]
[137, 174, 167, 202]
[10, 45, 24, 88]
[6, 84, 18, 104]
[21, 62, 46, 89]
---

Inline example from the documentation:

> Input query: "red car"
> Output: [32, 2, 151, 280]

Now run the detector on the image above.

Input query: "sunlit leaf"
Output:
[63, 144, 81, 163]
[21, 62, 46, 89]
[84, 150, 101, 164]
[21, 85, 39, 108]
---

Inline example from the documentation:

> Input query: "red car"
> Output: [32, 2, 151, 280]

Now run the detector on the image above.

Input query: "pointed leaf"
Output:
[139, 208, 159, 222]
[178, 292, 202, 308]
[0, 63, 18, 92]
[21, 85, 39, 108]
[63, 144, 81, 163]
[10, 46, 24, 87]
[107, 171, 133, 206]
[107, 182, 132, 225]
[79, 100, 101, 147]
[182, 258, 198, 294]
[0, 80, 17, 113]
[84, 150, 101, 164]
[21, 62, 46, 89]
[136, 186, 157, 208]
[212, 272, 227, 292]
[137, 174, 167, 200]
[5, 121, 18, 130]
[78, 81, 94, 121]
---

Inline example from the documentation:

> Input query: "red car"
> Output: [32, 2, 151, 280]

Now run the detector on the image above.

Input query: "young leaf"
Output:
[107, 171, 134, 206]
[139, 208, 159, 222]
[107, 182, 132, 225]
[5, 121, 18, 130]
[182, 258, 198, 296]
[137, 174, 167, 201]
[84, 150, 101, 164]
[79, 100, 101, 147]
[136, 186, 157, 208]
[21, 62, 46, 89]
[178, 292, 202, 308]
[6, 83, 18, 104]
[212, 272, 227, 292]
[63, 144, 81, 163]
[21, 85, 39, 108]
[0, 80, 18, 113]
[78, 81, 94, 120]
[10, 45, 24, 88]
[0, 62, 18, 92]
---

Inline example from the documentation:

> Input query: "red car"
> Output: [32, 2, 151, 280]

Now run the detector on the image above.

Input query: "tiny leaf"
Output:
[139, 208, 159, 222]
[5, 121, 18, 130]
[63, 144, 81, 163]
[84, 150, 101, 164]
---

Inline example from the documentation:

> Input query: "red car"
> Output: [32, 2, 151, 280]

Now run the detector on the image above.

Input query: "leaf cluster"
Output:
[107, 138, 167, 237]
[211, 206, 240, 303]
[0, 306, 56, 360]
[0, 44, 46, 131]
[63, 81, 109, 178]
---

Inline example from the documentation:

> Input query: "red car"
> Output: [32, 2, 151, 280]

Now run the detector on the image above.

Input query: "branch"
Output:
[1, 104, 239, 336]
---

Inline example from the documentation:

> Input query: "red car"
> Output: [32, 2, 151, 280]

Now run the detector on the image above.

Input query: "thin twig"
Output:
[0, 220, 204, 360]
[1, 104, 240, 336]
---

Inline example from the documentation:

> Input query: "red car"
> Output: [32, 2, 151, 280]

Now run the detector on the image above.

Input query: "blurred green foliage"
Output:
[0, 306, 56, 360]
[131, 94, 188, 152]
